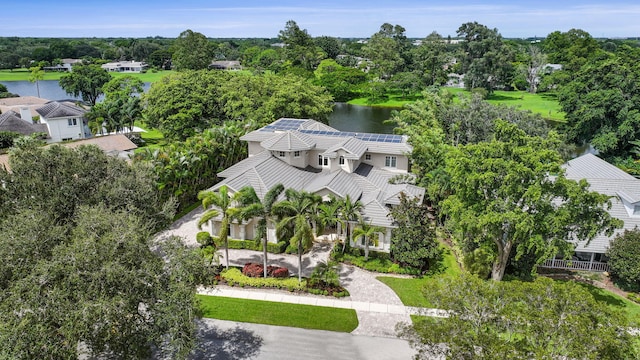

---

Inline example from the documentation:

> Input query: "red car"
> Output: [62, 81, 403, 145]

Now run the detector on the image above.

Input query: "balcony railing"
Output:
[539, 259, 610, 272]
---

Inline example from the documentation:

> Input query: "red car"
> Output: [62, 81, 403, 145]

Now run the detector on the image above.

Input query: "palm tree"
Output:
[274, 189, 320, 283]
[236, 184, 285, 278]
[316, 196, 344, 241]
[339, 194, 363, 253]
[197, 185, 241, 269]
[352, 219, 384, 261]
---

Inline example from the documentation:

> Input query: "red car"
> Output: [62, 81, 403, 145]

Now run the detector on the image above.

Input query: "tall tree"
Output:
[89, 75, 144, 133]
[59, 63, 111, 105]
[363, 23, 409, 79]
[389, 192, 441, 271]
[443, 121, 620, 280]
[314, 36, 341, 59]
[457, 22, 513, 92]
[28, 65, 44, 98]
[237, 184, 285, 278]
[316, 196, 344, 241]
[558, 45, 640, 157]
[412, 31, 450, 86]
[278, 20, 323, 71]
[523, 45, 547, 93]
[172, 29, 213, 71]
[352, 219, 384, 261]
[339, 194, 363, 253]
[274, 189, 320, 282]
[197, 185, 242, 269]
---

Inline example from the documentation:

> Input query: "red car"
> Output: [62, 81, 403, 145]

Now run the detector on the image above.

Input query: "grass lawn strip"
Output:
[197, 295, 358, 332]
[377, 246, 461, 308]
[0, 68, 174, 82]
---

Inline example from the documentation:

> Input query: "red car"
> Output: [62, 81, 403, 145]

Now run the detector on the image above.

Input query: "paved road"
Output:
[189, 319, 417, 360]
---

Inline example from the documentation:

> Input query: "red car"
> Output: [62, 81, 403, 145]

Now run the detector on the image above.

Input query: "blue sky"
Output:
[3, 1, 639, 38]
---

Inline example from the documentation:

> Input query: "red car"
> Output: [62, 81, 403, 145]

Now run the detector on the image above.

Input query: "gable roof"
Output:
[36, 101, 86, 118]
[0, 111, 48, 135]
[562, 153, 640, 253]
[260, 131, 315, 152]
[322, 137, 368, 159]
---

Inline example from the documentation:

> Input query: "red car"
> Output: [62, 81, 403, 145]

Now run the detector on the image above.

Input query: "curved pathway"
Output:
[159, 208, 429, 338]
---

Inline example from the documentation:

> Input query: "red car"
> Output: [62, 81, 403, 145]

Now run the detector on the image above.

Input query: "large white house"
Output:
[101, 61, 148, 73]
[205, 118, 425, 251]
[541, 153, 640, 272]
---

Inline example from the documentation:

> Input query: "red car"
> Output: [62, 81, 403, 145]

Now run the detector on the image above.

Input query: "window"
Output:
[339, 156, 345, 165]
[318, 155, 323, 166]
[278, 151, 285, 157]
[634, 205, 640, 215]
[62, 137, 72, 141]
[294, 151, 300, 158]
[67, 118, 77, 126]
[365, 154, 371, 161]
[385, 156, 397, 167]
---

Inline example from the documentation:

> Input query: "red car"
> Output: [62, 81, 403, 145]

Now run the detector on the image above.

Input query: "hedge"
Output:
[222, 268, 306, 291]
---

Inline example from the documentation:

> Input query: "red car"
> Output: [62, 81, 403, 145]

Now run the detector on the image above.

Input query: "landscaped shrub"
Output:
[607, 229, 640, 292]
[222, 268, 306, 291]
[196, 231, 213, 246]
[242, 262, 290, 278]
[242, 263, 264, 277]
[271, 267, 290, 278]
[332, 246, 420, 275]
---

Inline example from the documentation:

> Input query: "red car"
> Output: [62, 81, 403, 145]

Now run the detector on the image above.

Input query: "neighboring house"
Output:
[0, 96, 49, 118]
[0, 134, 137, 172]
[541, 153, 640, 272]
[36, 101, 92, 143]
[205, 118, 425, 251]
[209, 60, 242, 70]
[0, 110, 48, 136]
[42, 58, 83, 72]
[101, 61, 148, 73]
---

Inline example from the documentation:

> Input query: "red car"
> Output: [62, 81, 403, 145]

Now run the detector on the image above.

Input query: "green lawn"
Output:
[572, 281, 640, 327]
[133, 121, 167, 150]
[197, 295, 359, 332]
[446, 88, 565, 122]
[0, 68, 66, 81]
[0, 68, 174, 82]
[377, 246, 461, 308]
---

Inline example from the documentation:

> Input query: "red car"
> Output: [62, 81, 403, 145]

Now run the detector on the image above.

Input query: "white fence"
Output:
[540, 259, 610, 272]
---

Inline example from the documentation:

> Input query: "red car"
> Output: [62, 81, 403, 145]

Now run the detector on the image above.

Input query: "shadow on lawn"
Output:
[190, 320, 264, 360]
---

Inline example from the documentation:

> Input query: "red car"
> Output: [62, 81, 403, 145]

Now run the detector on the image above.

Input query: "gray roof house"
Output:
[541, 153, 640, 272]
[36, 101, 92, 143]
[205, 118, 425, 252]
[0, 110, 48, 136]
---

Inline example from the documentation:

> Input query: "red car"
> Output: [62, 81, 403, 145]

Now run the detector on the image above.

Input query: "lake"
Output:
[1, 80, 396, 134]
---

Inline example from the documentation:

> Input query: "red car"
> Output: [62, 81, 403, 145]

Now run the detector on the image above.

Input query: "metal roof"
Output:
[36, 101, 86, 119]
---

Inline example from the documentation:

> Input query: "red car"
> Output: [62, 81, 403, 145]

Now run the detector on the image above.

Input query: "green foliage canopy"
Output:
[607, 229, 640, 292]
[400, 274, 637, 359]
[59, 63, 111, 105]
[443, 121, 620, 281]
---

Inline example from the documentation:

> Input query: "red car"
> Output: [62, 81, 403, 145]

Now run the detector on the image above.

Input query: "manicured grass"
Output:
[446, 88, 565, 122]
[0, 68, 174, 83]
[110, 70, 174, 82]
[377, 246, 461, 308]
[0, 68, 66, 81]
[197, 295, 359, 332]
[133, 121, 167, 150]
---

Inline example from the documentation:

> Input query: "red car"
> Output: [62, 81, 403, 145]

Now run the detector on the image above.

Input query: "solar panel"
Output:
[296, 128, 404, 143]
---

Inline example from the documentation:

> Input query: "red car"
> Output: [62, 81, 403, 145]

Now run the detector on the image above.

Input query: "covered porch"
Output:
[539, 252, 610, 272]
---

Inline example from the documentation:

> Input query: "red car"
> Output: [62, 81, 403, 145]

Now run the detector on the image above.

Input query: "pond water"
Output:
[1, 80, 397, 134]
[0, 80, 594, 156]
[0, 80, 151, 102]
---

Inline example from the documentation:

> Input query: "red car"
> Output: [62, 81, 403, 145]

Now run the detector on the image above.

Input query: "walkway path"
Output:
[160, 206, 444, 338]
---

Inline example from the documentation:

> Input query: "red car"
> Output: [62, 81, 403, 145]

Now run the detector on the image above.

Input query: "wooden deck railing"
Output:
[540, 259, 610, 272]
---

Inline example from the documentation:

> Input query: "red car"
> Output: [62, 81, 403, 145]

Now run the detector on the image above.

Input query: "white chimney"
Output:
[19, 107, 33, 123]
